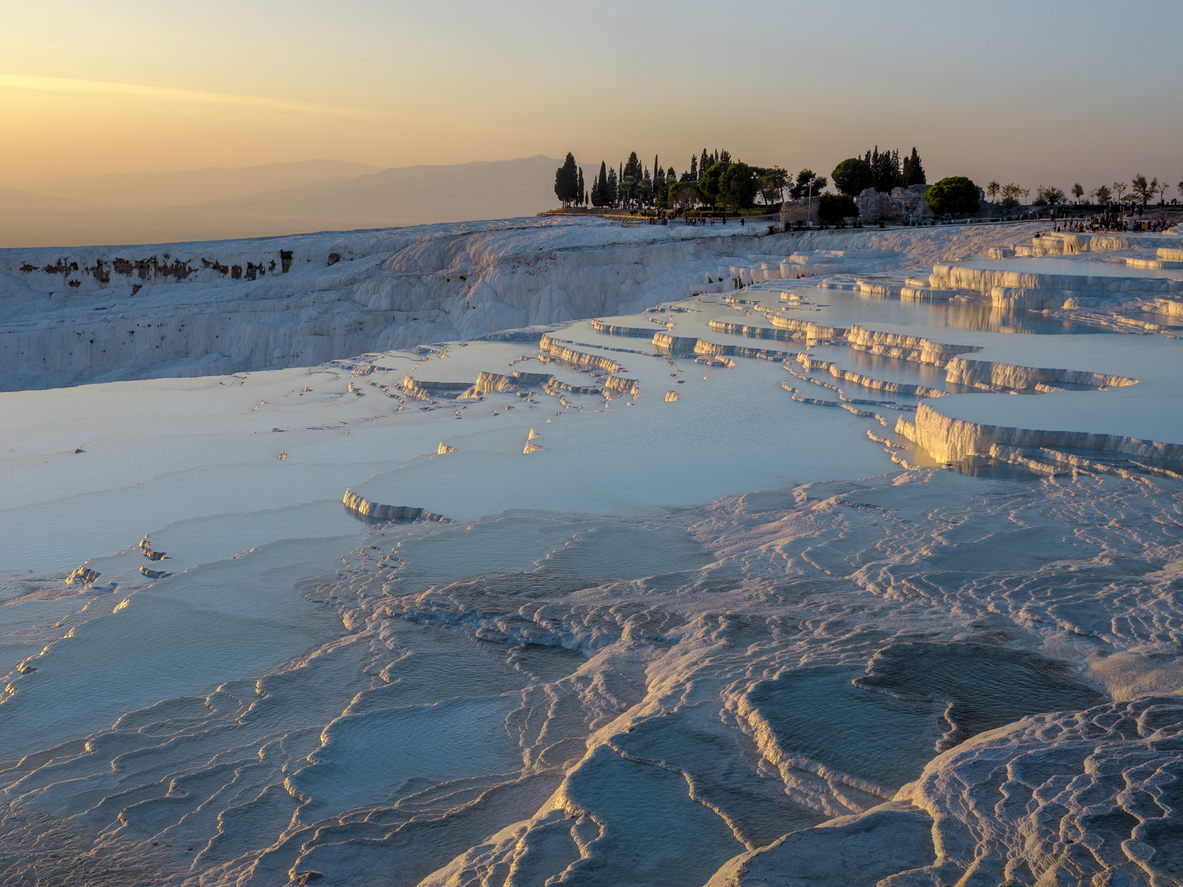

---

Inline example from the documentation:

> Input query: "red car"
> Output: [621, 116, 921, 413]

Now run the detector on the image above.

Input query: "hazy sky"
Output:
[4, 0, 1182, 193]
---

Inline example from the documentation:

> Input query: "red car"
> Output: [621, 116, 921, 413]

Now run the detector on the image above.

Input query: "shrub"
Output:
[816, 193, 858, 224]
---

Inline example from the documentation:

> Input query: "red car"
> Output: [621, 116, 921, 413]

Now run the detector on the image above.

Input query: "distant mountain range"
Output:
[1, 156, 593, 248]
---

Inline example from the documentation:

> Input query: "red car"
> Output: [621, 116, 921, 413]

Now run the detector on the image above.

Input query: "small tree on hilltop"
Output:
[1072, 183, 1084, 203]
[554, 153, 579, 207]
[1093, 184, 1112, 206]
[1000, 183, 1022, 208]
[1036, 185, 1065, 206]
[986, 181, 1000, 203]
[924, 176, 981, 216]
[832, 158, 874, 196]
[1111, 181, 1129, 204]
[1131, 173, 1157, 207]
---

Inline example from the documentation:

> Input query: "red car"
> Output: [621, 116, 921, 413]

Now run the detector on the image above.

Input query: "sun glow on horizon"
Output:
[0, 73, 402, 119]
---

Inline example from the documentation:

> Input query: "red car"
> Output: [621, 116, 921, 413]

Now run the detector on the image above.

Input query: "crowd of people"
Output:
[634, 210, 751, 227]
[1052, 209, 1175, 234]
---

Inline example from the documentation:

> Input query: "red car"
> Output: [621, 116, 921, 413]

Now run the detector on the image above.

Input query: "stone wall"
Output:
[855, 185, 932, 223]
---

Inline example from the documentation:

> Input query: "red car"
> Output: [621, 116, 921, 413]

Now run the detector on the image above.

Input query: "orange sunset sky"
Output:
[3, 0, 1181, 195]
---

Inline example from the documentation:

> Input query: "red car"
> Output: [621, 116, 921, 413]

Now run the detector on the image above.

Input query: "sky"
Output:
[3, 0, 1182, 194]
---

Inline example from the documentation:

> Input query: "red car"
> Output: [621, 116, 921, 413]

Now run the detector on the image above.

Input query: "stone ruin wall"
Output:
[855, 184, 932, 223]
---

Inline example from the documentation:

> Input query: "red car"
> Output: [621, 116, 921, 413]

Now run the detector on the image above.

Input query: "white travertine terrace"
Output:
[4, 218, 1183, 887]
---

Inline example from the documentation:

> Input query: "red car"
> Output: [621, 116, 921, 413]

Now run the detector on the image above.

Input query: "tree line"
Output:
[556, 145, 929, 215]
[981, 174, 1181, 210]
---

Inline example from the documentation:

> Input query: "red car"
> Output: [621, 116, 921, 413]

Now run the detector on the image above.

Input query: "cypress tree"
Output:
[901, 147, 926, 187]
[699, 149, 709, 181]
[554, 153, 579, 206]
[862, 146, 902, 192]
[594, 160, 608, 206]
[622, 151, 642, 207]
[689, 154, 698, 181]
[607, 168, 618, 206]
[577, 167, 585, 206]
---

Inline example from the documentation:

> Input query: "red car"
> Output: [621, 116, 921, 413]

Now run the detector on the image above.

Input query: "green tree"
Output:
[817, 193, 857, 224]
[924, 176, 981, 216]
[986, 181, 1000, 203]
[789, 169, 826, 201]
[832, 158, 874, 196]
[687, 154, 698, 182]
[592, 161, 609, 206]
[901, 148, 926, 187]
[757, 167, 789, 205]
[863, 146, 901, 191]
[699, 161, 728, 207]
[606, 168, 618, 206]
[1131, 173, 1157, 207]
[1092, 184, 1111, 205]
[720, 162, 758, 209]
[554, 153, 579, 206]
[668, 181, 700, 209]
[577, 167, 585, 207]
[1111, 181, 1129, 203]
[616, 152, 642, 208]
[1036, 185, 1065, 206]
[1072, 183, 1084, 203]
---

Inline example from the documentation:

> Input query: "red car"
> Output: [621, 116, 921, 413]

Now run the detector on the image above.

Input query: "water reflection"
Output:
[767, 288, 1102, 336]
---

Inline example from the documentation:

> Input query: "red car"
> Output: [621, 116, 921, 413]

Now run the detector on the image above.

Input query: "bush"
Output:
[924, 176, 981, 216]
[816, 193, 858, 224]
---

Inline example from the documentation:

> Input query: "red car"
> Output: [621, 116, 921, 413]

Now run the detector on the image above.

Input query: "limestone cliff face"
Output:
[897, 403, 1183, 464]
[943, 357, 1136, 391]
[0, 220, 762, 390]
[342, 489, 448, 523]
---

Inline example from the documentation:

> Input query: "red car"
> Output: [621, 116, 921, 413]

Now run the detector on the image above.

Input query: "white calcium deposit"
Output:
[1, 217, 1182, 886]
